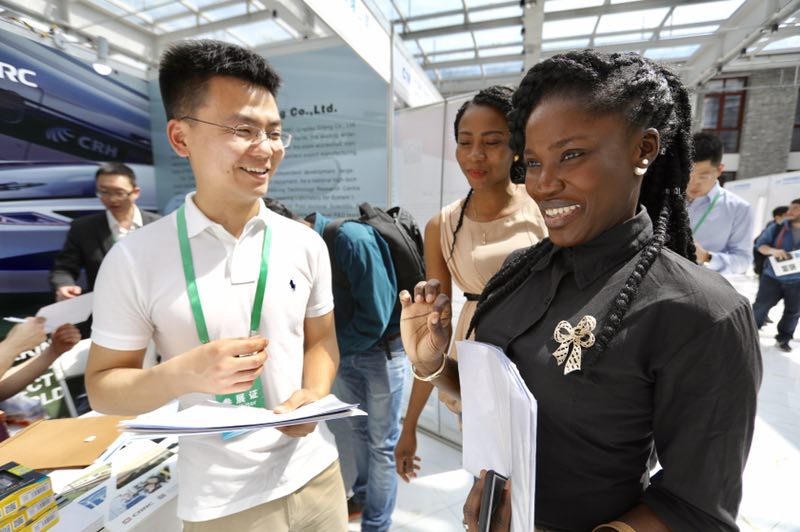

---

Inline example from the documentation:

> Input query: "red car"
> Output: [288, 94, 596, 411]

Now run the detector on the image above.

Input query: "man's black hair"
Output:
[95, 162, 136, 187]
[264, 197, 302, 222]
[692, 131, 724, 166]
[467, 50, 696, 369]
[773, 206, 789, 217]
[791, 198, 800, 206]
[449, 85, 520, 260]
[158, 39, 282, 120]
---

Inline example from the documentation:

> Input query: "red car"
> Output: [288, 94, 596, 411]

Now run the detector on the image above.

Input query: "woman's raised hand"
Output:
[399, 279, 453, 374]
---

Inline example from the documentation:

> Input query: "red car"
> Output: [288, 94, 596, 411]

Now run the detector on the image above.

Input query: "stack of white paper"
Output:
[119, 394, 365, 438]
[458, 340, 537, 532]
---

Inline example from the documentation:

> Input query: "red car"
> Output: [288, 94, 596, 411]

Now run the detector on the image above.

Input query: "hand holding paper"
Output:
[36, 292, 94, 332]
[273, 388, 324, 438]
[119, 394, 365, 438]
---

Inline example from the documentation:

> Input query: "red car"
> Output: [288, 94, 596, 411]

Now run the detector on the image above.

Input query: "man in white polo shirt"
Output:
[85, 40, 347, 530]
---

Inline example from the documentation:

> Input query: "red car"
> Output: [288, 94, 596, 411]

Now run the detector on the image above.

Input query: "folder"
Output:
[0, 415, 132, 470]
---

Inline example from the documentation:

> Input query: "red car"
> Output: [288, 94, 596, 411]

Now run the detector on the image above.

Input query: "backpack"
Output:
[754, 223, 788, 275]
[321, 203, 425, 306]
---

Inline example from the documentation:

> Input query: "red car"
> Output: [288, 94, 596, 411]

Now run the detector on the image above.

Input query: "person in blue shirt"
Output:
[753, 199, 800, 351]
[687, 132, 754, 275]
[306, 211, 406, 532]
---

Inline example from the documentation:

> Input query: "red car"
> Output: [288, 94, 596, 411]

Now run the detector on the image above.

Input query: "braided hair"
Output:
[467, 50, 696, 366]
[448, 85, 524, 259]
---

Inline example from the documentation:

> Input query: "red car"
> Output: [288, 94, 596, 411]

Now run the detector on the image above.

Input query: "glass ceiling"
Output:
[2, 0, 799, 97]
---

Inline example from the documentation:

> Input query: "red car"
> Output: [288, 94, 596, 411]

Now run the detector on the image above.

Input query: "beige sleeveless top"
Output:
[440, 184, 547, 356]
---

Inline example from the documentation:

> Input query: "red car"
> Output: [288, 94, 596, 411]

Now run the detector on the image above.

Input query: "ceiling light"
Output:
[92, 36, 112, 76]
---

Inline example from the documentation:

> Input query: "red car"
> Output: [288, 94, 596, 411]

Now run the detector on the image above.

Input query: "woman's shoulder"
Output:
[647, 248, 751, 320]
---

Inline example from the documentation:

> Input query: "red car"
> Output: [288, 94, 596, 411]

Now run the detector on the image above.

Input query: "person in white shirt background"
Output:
[686, 131, 753, 275]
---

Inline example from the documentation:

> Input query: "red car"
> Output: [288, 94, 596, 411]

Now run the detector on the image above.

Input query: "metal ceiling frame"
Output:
[3, 0, 800, 98]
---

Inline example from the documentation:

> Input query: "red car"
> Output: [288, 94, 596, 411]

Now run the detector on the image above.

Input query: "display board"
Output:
[0, 29, 156, 295]
[269, 45, 388, 218]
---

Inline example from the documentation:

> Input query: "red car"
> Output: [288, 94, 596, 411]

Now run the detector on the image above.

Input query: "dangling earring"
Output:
[634, 158, 649, 176]
[513, 154, 520, 162]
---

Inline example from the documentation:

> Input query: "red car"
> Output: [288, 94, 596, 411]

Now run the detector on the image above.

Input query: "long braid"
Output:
[472, 50, 695, 366]
[449, 85, 522, 260]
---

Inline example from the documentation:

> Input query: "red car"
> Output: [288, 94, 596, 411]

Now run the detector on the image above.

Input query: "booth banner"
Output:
[0, 28, 156, 294]
[268, 45, 389, 218]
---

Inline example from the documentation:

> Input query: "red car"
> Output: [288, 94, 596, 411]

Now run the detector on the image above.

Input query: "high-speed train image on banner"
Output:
[0, 33, 155, 293]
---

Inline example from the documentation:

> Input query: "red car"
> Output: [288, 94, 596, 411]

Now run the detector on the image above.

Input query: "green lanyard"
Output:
[176, 204, 271, 408]
[692, 191, 721, 234]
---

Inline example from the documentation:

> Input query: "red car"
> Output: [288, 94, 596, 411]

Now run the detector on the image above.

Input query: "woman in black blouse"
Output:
[399, 50, 762, 531]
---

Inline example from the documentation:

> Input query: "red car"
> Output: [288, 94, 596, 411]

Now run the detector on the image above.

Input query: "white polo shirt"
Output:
[92, 192, 338, 522]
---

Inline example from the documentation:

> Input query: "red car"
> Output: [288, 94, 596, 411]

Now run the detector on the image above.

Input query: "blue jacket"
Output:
[754, 220, 800, 283]
[311, 213, 400, 357]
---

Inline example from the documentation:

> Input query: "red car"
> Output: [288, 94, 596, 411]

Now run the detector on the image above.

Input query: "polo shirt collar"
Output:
[183, 191, 268, 239]
[559, 207, 654, 290]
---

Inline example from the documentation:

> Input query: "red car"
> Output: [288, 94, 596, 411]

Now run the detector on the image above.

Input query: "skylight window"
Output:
[438, 65, 483, 79]
[594, 31, 652, 46]
[158, 14, 200, 33]
[669, 0, 744, 26]
[595, 8, 670, 34]
[204, 3, 249, 22]
[402, 0, 463, 18]
[479, 45, 523, 58]
[229, 19, 292, 46]
[541, 37, 591, 51]
[660, 24, 720, 39]
[473, 26, 522, 47]
[142, 3, 188, 20]
[468, 6, 522, 23]
[543, 17, 599, 40]
[428, 50, 476, 63]
[407, 14, 464, 32]
[417, 32, 475, 54]
[644, 44, 701, 60]
[483, 60, 523, 76]
[762, 36, 800, 52]
[545, 0, 605, 13]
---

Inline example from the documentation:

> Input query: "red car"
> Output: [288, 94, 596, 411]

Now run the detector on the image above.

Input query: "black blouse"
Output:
[476, 209, 762, 532]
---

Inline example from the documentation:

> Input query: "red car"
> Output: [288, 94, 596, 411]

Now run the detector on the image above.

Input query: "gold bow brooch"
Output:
[552, 315, 596, 374]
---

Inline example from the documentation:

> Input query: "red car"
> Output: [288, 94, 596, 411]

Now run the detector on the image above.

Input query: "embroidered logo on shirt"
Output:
[289, 280, 296, 291]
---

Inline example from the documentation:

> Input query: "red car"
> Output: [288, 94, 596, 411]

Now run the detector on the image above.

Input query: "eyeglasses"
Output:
[181, 116, 292, 148]
[96, 189, 134, 199]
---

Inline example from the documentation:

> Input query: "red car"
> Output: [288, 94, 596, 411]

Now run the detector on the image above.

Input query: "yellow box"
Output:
[0, 464, 51, 521]
[0, 491, 56, 532]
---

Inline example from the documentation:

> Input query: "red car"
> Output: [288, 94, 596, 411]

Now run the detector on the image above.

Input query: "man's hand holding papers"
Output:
[119, 394, 365, 439]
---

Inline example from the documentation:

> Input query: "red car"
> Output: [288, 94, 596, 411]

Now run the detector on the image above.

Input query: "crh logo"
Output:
[0, 62, 38, 88]
[45, 127, 75, 143]
[44, 127, 119, 157]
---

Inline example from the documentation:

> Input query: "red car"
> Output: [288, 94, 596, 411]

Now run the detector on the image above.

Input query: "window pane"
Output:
[722, 95, 741, 129]
[791, 127, 800, 152]
[703, 96, 720, 129]
[723, 78, 745, 90]
[719, 130, 739, 153]
[794, 90, 800, 125]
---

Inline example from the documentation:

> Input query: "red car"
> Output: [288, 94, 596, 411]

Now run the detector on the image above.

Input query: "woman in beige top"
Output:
[395, 86, 547, 482]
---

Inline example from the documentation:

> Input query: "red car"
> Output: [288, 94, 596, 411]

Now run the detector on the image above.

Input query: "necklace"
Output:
[470, 189, 516, 245]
